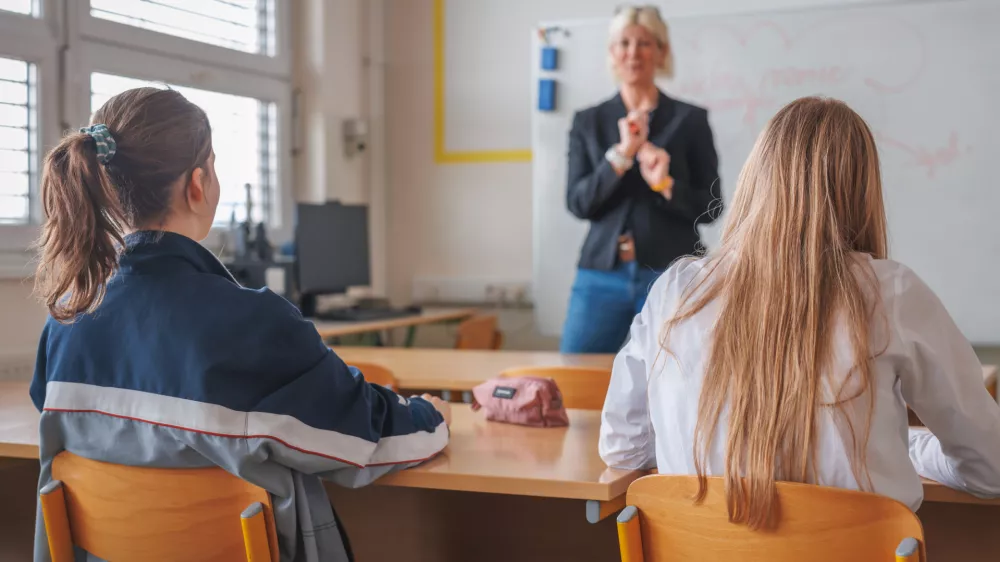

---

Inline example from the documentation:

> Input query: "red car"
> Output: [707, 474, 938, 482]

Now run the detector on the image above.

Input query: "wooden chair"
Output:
[348, 361, 399, 391]
[501, 365, 612, 410]
[617, 475, 924, 562]
[455, 315, 503, 350]
[39, 451, 278, 562]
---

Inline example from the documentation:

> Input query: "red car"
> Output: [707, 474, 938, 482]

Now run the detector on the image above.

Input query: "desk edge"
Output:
[374, 471, 640, 502]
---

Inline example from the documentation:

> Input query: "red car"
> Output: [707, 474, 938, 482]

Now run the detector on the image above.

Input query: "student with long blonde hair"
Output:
[599, 97, 1000, 528]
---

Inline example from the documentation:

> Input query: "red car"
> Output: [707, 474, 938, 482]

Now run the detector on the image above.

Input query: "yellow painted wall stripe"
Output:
[432, 0, 533, 164]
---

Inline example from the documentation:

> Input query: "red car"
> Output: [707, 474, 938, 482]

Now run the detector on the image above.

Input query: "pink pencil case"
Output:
[470, 376, 570, 428]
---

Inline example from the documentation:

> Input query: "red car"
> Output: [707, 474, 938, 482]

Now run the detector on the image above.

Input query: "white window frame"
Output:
[72, 0, 295, 244]
[75, 42, 295, 245]
[0, 2, 60, 269]
[77, 0, 291, 81]
[0, 1, 295, 277]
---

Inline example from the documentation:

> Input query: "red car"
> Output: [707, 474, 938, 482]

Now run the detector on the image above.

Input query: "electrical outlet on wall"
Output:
[413, 277, 532, 306]
[511, 285, 528, 306]
[486, 285, 513, 308]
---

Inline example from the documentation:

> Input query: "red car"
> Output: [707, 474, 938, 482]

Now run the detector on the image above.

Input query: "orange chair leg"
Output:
[39, 481, 75, 562]
[896, 537, 921, 562]
[617, 505, 644, 562]
[241, 502, 273, 562]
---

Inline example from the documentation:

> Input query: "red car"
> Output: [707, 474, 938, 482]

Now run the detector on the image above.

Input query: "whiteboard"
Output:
[531, 0, 1000, 344]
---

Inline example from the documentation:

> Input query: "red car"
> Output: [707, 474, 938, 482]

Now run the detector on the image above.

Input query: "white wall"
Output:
[0, 281, 46, 357]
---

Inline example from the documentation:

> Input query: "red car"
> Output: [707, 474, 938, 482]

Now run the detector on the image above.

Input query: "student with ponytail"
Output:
[599, 97, 1000, 529]
[31, 88, 450, 562]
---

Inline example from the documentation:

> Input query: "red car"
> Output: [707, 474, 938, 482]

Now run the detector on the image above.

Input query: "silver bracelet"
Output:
[605, 145, 633, 171]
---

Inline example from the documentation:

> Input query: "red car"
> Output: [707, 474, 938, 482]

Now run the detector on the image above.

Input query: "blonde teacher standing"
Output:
[562, 5, 722, 353]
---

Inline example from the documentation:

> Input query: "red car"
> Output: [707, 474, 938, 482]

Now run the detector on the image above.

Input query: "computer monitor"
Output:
[295, 202, 371, 314]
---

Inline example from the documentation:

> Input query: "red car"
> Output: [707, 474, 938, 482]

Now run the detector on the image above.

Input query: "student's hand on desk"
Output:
[421, 394, 452, 427]
[638, 143, 673, 200]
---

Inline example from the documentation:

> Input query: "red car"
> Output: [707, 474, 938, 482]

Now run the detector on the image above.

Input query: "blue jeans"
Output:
[560, 262, 662, 353]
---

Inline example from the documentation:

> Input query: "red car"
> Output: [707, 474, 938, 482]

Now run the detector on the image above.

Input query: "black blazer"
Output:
[566, 91, 722, 271]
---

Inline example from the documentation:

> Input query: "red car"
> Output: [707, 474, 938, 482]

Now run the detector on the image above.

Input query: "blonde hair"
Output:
[663, 97, 888, 530]
[608, 5, 674, 79]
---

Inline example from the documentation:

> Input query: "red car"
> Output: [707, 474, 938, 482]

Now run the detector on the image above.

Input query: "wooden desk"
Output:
[331, 403, 999, 560]
[0, 382, 40, 460]
[2, 375, 999, 561]
[334, 347, 615, 393]
[336, 348, 997, 402]
[375, 406, 638, 505]
[325, 408, 633, 561]
[312, 307, 477, 345]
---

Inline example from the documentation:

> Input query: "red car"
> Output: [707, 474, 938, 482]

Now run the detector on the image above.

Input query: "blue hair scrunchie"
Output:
[79, 124, 117, 165]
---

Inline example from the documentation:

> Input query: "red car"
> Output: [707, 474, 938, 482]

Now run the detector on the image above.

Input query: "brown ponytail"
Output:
[36, 133, 127, 322]
[35, 87, 212, 323]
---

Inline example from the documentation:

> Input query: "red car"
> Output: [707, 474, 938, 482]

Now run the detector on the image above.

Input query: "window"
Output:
[0, 56, 37, 224]
[90, 0, 276, 56]
[91, 73, 277, 226]
[0, 0, 290, 264]
[79, 0, 292, 234]
[0, 0, 35, 16]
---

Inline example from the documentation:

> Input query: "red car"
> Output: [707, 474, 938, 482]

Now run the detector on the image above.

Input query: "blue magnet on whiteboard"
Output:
[541, 46, 559, 70]
[538, 79, 556, 111]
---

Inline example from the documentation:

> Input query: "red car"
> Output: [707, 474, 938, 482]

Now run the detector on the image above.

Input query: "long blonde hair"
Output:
[664, 97, 888, 529]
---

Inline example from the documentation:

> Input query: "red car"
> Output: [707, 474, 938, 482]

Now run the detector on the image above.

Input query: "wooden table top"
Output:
[2, 377, 998, 506]
[375, 405, 640, 501]
[312, 308, 478, 339]
[334, 347, 615, 391]
[0, 383, 39, 461]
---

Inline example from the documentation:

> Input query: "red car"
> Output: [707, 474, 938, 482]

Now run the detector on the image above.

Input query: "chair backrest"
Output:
[349, 361, 399, 391]
[456, 315, 503, 350]
[500, 366, 612, 410]
[44, 451, 279, 562]
[624, 475, 924, 562]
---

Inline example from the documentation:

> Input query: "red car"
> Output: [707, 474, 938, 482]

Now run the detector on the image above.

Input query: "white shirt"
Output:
[599, 256, 1000, 510]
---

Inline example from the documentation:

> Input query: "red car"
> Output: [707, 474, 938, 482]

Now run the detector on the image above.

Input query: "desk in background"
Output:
[312, 307, 478, 347]
[335, 347, 614, 399]
[0, 382, 39, 461]
[335, 348, 997, 403]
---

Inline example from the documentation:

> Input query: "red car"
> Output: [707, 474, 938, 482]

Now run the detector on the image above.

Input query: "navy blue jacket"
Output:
[31, 231, 448, 562]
